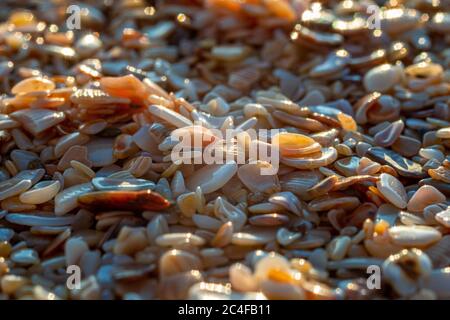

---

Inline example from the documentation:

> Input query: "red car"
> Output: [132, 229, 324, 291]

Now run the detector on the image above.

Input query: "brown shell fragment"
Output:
[78, 190, 170, 212]
[308, 194, 361, 212]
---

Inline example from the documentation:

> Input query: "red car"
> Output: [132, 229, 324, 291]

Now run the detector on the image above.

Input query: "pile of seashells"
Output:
[0, 0, 449, 300]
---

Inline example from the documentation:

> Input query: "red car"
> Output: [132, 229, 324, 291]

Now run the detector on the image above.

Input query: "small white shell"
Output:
[148, 105, 193, 128]
[19, 180, 60, 204]
[388, 226, 442, 247]
[54, 183, 94, 216]
[186, 161, 237, 194]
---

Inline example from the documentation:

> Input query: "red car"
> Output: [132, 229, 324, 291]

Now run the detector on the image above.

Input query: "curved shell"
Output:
[237, 161, 280, 194]
[19, 180, 60, 205]
[281, 147, 338, 169]
[186, 161, 238, 194]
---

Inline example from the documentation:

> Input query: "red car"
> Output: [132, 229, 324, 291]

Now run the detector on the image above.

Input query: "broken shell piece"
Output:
[10, 109, 65, 136]
[92, 177, 155, 192]
[237, 161, 280, 194]
[54, 183, 94, 216]
[388, 226, 442, 247]
[376, 173, 408, 209]
[19, 180, 60, 205]
[407, 185, 446, 213]
[281, 147, 338, 169]
[186, 161, 237, 194]
[78, 190, 170, 212]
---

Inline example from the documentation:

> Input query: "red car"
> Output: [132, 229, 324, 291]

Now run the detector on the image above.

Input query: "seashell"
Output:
[337, 112, 357, 132]
[10, 109, 65, 136]
[388, 226, 442, 247]
[327, 236, 352, 261]
[65, 237, 89, 266]
[280, 147, 338, 169]
[247, 202, 284, 214]
[375, 204, 399, 226]
[1, 196, 36, 212]
[63, 167, 90, 188]
[254, 252, 290, 281]
[0, 114, 20, 130]
[424, 236, 450, 268]
[192, 214, 222, 231]
[376, 173, 408, 209]
[367, 147, 426, 178]
[229, 263, 258, 292]
[155, 233, 205, 247]
[268, 192, 302, 216]
[188, 282, 265, 300]
[293, 25, 343, 48]
[310, 50, 349, 78]
[144, 213, 168, 243]
[327, 258, 383, 270]
[86, 138, 116, 167]
[11, 248, 39, 265]
[71, 160, 95, 179]
[276, 228, 301, 246]
[11, 77, 55, 95]
[334, 156, 360, 176]
[0, 274, 29, 295]
[75, 34, 102, 58]
[71, 88, 130, 105]
[249, 214, 289, 227]
[79, 120, 108, 135]
[99, 75, 150, 106]
[54, 183, 94, 216]
[57, 146, 92, 171]
[5, 213, 76, 227]
[273, 110, 327, 131]
[374, 120, 404, 147]
[272, 132, 320, 157]
[186, 161, 237, 194]
[214, 197, 247, 231]
[159, 250, 203, 278]
[354, 93, 401, 125]
[419, 148, 444, 163]
[203, 97, 230, 117]
[363, 64, 404, 93]
[54, 133, 90, 158]
[391, 136, 421, 157]
[132, 125, 164, 160]
[148, 105, 193, 128]
[356, 157, 381, 175]
[19, 180, 60, 205]
[436, 127, 450, 139]
[11, 128, 33, 150]
[177, 192, 197, 218]
[114, 226, 148, 256]
[92, 177, 154, 192]
[380, 8, 421, 34]
[231, 232, 275, 246]
[308, 194, 360, 212]
[407, 185, 445, 213]
[0, 169, 44, 201]
[211, 45, 250, 62]
[382, 248, 431, 297]
[435, 208, 450, 228]
[78, 190, 169, 212]
[261, 280, 305, 300]
[237, 162, 280, 194]
[428, 165, 450, 184]
[280, 170, 323, 198]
